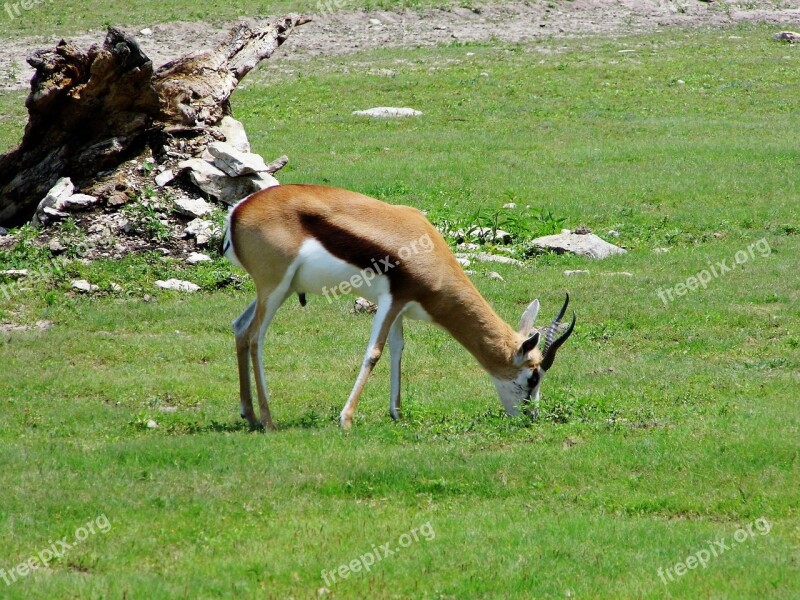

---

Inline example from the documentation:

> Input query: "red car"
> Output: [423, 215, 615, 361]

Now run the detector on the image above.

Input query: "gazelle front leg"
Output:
[340, 297, 406, 429]
[388, 315, 404, 420]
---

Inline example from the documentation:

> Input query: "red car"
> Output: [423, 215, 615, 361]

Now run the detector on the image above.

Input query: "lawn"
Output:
[1, 19, 799, 600]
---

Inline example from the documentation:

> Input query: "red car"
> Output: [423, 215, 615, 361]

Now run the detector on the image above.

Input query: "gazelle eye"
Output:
[527, 371, 540, 389]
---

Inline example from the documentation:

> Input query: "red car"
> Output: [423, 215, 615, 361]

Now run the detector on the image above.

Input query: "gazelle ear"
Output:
[518, 299, 540, 335]
[517, 331, 540, 359]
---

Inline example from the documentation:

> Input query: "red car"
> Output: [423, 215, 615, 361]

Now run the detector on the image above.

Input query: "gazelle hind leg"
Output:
[388, 316, 404, 420]
[247, 287, 292, 430]
[233, 300, 258, 426]
[340, 297, 406, 429]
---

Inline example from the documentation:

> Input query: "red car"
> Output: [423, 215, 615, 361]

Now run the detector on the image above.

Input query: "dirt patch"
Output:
[1, 0, 799, 91]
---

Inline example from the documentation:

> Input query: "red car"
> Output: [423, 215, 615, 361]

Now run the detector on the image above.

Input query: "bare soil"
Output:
[2, 0, 799, 91]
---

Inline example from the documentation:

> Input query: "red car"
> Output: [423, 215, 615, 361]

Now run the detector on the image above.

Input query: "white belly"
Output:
[292, 239, 432, 322]
[292, 239, 390, 303]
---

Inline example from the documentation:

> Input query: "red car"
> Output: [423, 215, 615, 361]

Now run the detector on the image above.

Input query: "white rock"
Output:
[184, 219, 220, 246]
[140, 28, 153, 36]
[457, 242, 480, 251]
[607, 230, 621, 237]
[207, 142, 269, 177]
[178, 158, 277, 205]
[487, 271, 505, 281]
[32, 177, 75, 226]
[1, 269, 29, 279]
[71, 279, 99, 293]
[352, 107, 422, 118]
[245, 171, 280, 192]
[471, 253, 524, 267]
[109, 283, 123, 292]
[564, 270, 590, 276]
[173, 196, 213, 218]
[155, 279, 200, 293]
[218, 116, 251, 153]
[155, 169, 175, 187]
[146, 419, 158, 429]
[60, 193, 98, 210]
[369, 18, 382, 25]
[470, 227, 512, 244]
[531, 231, 626, 260]
[456, 257, 471, 268]
[187, 252, 212, 265]
[503, 202, 517, 209]
[353, 297, 377, 314]
[602, 271, 633, 277]
[653, 247, 670, 254]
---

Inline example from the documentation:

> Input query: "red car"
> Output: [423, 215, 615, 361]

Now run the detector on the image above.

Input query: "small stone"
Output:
[158, 406, 178, 413]
[49, 239, 66, 253]
[352, 107, 422, 118]
[472, 253, 523, 267]
[369, 18, 382, 25]
[0, 269, 28, 279]
[457, 257, 471, 268]
[71, 279, 99, 293]
[184, 219, 220, 247]
[713, 232, 726, 239]
[32, 178, 75, 225]
[173, 197, 213, 218]
[218, 116, 251, 153]
[676, 79, 686, 85]
[607, 230, 621, 237]
[653, 247, 670, 254]
[502, 202, 517, 209]
[457, 242, 480, 251]
[143, 294, 154, 302]
[60, 193, 98, 210]
[187, 252, 212, 265]
[0, 227, 7, 236]
[155, 279, 201, 293]
[487, 271, 505, 281]
[773, 31, 800, 43]
[207, 142, 270, 177]
[564, 270, 590, 276]
[601, 271, 633, 277]
[155, 170, 175, 187]
[353, 297, 377, 314]
[146, 419, 158, 429]
[109, 283, 123, 292]
[140, 28, 153, 36]
[531, 231, 625, 260]
[107, 192, 129, 207]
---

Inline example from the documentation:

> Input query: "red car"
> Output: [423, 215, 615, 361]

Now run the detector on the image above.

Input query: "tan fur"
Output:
[228, 184, 545, 428]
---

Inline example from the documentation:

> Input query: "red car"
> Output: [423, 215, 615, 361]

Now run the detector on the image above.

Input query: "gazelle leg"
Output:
[340, 298, 405, 429]
[247, 287, 291, 430]
[233, 300, 258, 426]
[388, 315, 405, 421]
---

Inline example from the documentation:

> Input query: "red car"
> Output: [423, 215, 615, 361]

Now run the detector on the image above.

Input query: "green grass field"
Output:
[1, 17, 799, 600]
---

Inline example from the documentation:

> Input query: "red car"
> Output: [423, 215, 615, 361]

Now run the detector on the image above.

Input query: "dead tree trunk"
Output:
[0, 16, 309, 227]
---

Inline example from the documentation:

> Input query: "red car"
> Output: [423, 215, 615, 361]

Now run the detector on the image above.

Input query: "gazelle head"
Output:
[492, 293, 576, 418]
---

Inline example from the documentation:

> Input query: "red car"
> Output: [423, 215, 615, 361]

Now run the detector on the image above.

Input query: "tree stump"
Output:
[0, 16, 309, 227]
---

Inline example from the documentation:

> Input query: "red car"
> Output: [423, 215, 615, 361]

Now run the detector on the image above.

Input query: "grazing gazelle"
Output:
[223, 184, 576, 430]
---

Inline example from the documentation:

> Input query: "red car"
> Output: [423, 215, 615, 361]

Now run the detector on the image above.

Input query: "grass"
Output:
[1, 21, 799, 600]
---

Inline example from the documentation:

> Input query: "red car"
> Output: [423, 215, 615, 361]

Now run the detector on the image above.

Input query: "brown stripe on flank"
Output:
[298, 212, 411, 296]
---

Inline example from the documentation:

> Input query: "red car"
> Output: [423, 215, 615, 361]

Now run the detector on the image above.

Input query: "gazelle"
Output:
[223, 184, 576, 430]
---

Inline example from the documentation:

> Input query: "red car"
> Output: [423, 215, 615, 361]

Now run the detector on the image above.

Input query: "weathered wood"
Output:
[0, 16, 309, 227]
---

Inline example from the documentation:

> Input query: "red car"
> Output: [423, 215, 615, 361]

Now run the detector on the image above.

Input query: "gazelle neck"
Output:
[420, 277, 521, 379]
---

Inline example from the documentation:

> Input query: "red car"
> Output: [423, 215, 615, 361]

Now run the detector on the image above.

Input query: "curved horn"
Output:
[542, 293, 570, 355]
[541, 311, 576, 371]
